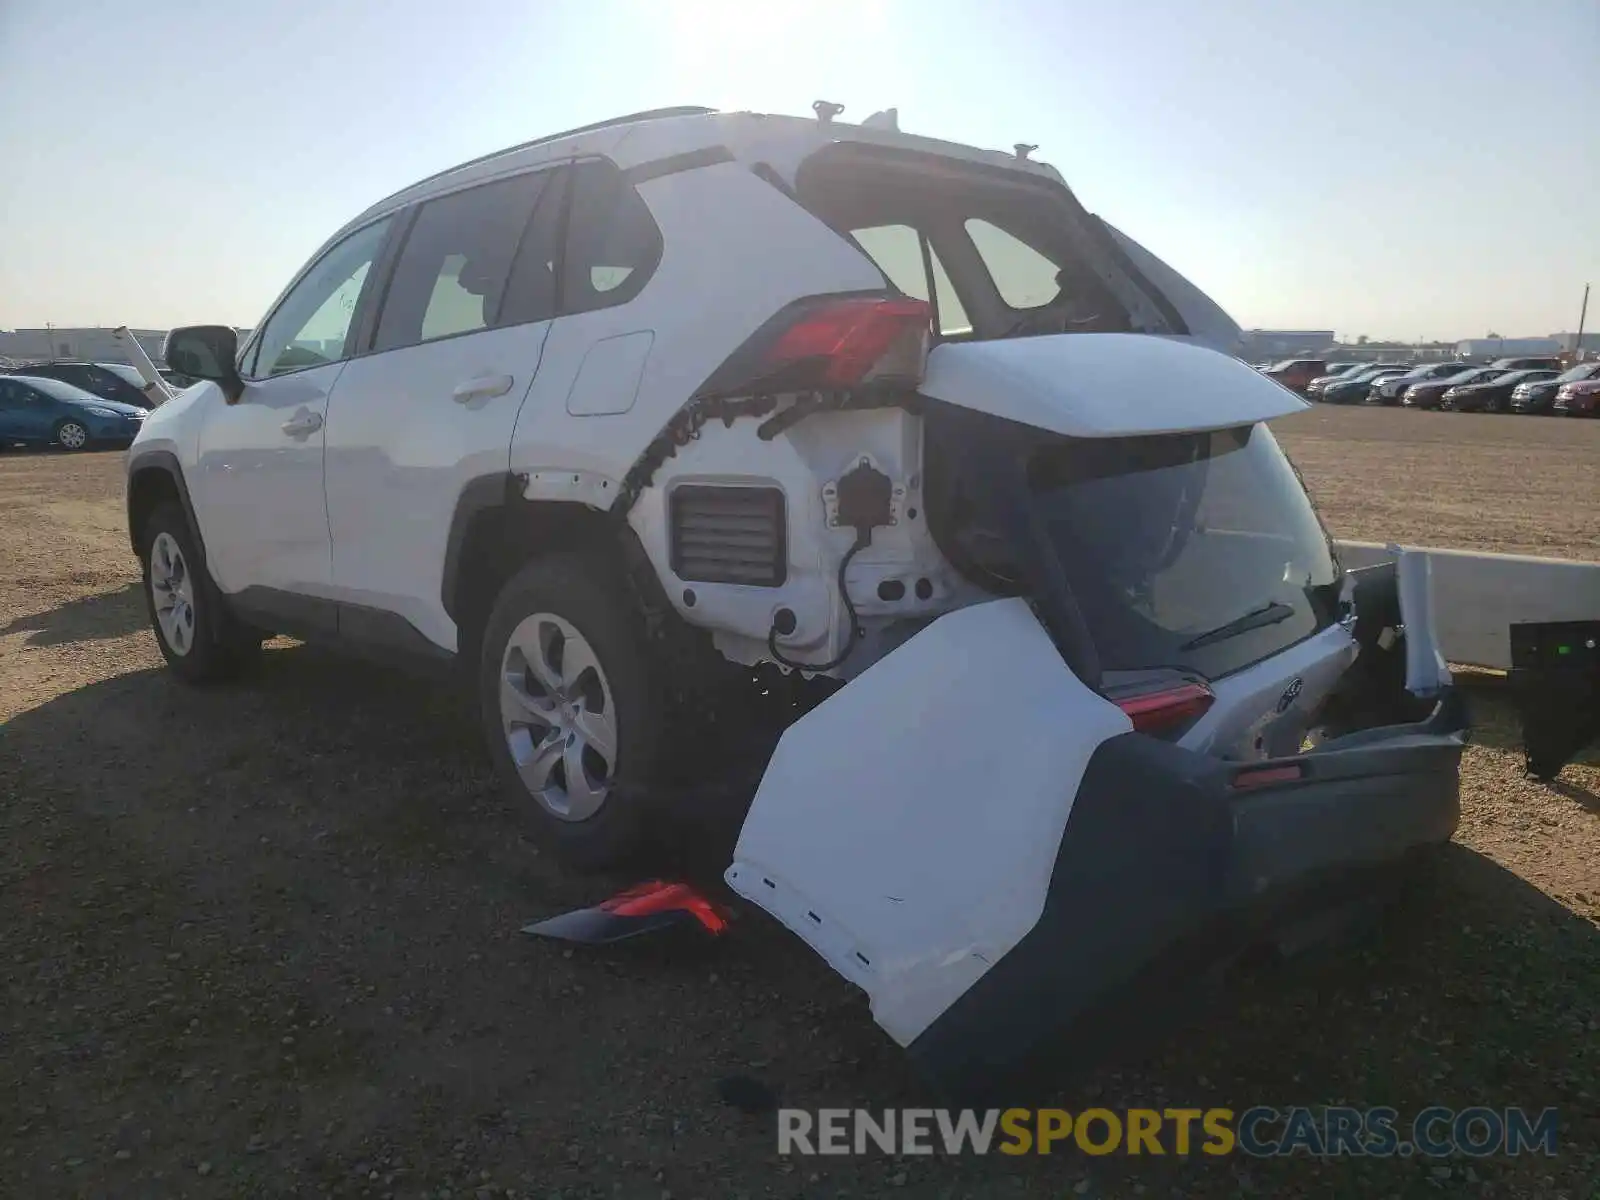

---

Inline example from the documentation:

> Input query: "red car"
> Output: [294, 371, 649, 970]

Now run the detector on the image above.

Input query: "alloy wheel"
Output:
[498, 612, 618, 821]
[149, 531, 196, 656]
[57, 422, 88, 450]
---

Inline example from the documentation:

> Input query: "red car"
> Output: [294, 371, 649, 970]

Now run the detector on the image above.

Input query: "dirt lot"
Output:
[2, 406, 1597, 1199]
[1274, 405, 1600, 562]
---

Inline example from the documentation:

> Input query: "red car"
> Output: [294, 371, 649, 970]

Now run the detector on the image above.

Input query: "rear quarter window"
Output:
[561, 159, 663, 316]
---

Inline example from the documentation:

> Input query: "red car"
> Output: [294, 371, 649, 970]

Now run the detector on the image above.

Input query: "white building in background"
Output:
[0, 326, 168, 365]
[1454, 336, 1562, 360]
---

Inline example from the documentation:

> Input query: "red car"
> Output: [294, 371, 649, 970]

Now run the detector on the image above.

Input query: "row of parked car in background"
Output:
[1260, 356, 1600, 415]
[0, 360, 198, 450]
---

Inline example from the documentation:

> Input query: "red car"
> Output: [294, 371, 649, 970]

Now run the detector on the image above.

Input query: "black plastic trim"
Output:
[623, 145, 734, 185]
[906, 695, 1466, 1103]
[441, 473, 520, 621]
[228, 587, 455, 676]
[667, 484, 788, 587]
[337, 602, 456, 674]
[352, 203, 421, 357]
[125, 449, 205, 562]
[229, 586, 339, 640]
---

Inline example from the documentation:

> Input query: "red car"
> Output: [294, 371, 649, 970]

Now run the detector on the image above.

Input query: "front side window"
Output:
[373, 171, 549, 353]
[561, 160, 662, 316]
[248, 217, 392, 379]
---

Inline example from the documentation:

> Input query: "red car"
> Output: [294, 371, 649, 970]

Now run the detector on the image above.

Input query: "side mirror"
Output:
[163, 325, 244, 403]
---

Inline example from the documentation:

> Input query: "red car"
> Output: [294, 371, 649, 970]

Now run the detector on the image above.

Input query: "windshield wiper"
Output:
[1179, 601, 1296, 651]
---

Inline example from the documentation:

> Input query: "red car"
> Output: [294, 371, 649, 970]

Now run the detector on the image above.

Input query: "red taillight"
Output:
[764, 296, 931, 387]
[699, 295, 933, 399]
[599, 880, 729, 934]
[1114, 681, 1214, 734]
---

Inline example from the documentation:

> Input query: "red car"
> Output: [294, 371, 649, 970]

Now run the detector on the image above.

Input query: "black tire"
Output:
[139, 501, 261, 683]
[478, 553, 668, 871]
[53, 419, 90, 451]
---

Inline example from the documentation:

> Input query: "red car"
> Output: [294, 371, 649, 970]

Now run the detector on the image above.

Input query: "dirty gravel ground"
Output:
[2, 407, 1597, 1199]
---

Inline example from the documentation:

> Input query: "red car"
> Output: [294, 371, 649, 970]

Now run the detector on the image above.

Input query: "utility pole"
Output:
[1575, 283, 1590, 361]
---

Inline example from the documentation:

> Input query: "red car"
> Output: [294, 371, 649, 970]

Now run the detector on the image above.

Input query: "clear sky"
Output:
[1, 0, 1594, 341]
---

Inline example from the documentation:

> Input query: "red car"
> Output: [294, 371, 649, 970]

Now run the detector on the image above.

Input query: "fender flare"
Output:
[440, 472, 523, 623]
[125, 449, 208, 565]
[439, 472, 673, 630]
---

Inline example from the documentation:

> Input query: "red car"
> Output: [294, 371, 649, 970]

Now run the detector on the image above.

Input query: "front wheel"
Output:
[54, 420, 89, 451]
[479, 554, 669, 871]
[140, 502, 260, 682]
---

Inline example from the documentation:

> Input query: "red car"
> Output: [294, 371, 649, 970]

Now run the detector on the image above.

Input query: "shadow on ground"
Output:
[1, 581, 146, 647]
[1, 647, 1596, 1197]
[1463, 683, 1600, 773]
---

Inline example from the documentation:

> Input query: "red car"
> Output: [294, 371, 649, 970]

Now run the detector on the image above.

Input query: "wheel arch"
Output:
[126, 451, 206, 563]
[444, 474, 666, 667]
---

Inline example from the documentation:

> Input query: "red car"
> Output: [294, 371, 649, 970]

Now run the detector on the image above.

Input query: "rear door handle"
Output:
[452, 374, 515, 403]
[281, 410, 323, 436]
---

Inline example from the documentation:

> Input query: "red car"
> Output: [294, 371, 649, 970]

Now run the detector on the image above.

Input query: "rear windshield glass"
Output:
[1027, 424, 1342, 680]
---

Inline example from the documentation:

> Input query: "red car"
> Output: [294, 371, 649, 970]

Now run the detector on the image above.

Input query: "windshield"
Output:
[12, 375, 102, 403]
[1027, 423, 1340, 679]
[1555, 363, 1599, 383]
[97, 363, 147, 388]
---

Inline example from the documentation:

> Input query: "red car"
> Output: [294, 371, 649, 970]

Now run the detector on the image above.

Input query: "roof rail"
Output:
[377, 105, 718, 208]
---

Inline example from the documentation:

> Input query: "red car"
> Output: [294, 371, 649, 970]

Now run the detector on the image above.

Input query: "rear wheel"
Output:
[479, 554, 668, 870]
[140, 502, 261, 682]
[54, 420, 89, 451]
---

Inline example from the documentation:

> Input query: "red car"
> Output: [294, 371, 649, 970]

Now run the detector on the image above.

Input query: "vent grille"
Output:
[668, 485, 787, 587]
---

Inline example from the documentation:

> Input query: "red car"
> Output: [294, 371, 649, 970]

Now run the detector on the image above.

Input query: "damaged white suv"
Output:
[130, 104, 1466, 1096]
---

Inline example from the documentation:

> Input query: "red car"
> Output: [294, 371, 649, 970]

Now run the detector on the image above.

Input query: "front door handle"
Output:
[281, 410, 323, 436]
[452, 374, 515, 403]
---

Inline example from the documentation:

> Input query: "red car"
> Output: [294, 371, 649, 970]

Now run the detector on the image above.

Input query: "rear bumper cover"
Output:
[905, 689, 1466, 1101]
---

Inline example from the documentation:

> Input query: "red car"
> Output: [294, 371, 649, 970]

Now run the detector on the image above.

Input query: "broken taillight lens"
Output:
[763, 297, 931, 386]
[1114, 681, 1215, 735]
[697, 294, 931, 398]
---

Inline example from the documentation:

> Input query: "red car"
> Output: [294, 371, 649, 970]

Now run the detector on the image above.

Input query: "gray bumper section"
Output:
[905, 690, 1467, 1103]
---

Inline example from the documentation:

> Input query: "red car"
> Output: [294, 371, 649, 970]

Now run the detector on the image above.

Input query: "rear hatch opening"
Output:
[919, 399, 1390, 760]
[789, 141, 1183, 347]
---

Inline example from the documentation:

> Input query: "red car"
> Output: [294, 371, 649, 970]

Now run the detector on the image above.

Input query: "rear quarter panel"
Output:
[508, 160, 884, 486]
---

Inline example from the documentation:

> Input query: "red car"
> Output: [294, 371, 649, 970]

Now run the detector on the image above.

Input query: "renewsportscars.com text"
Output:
[777, 1107, 1559, 1158]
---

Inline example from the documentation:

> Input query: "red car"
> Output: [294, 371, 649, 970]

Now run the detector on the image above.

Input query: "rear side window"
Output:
[561, 159, 662, 315]
[965, 218, 1061, 310]
[374, 171, 550, 353]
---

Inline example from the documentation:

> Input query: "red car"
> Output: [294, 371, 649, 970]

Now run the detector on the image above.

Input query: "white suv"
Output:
[129, 104, 1466, 1095]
